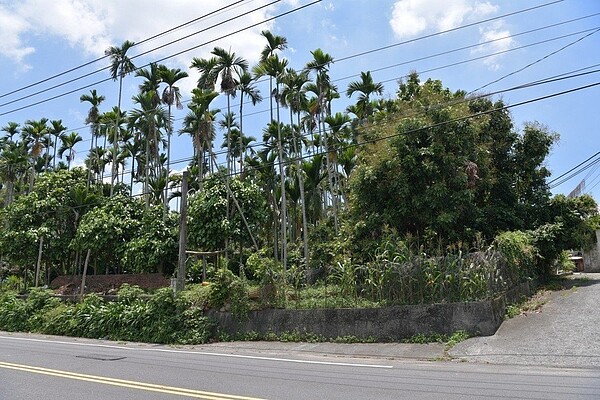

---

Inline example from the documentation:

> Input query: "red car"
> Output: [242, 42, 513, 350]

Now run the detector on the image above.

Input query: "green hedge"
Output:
[0, 285, 215, 345]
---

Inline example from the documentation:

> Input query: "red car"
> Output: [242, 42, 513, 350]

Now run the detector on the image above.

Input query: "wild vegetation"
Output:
[0, 32, 598, 344]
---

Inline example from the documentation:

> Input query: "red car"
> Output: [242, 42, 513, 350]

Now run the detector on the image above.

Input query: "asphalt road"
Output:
[450, 273, 600, 369]
[1, 333, 599, 399]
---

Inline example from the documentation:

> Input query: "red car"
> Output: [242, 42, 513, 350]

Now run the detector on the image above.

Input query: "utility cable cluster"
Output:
[0, 0, 577, 117]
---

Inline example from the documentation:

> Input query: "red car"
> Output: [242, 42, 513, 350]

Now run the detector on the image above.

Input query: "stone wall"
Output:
[208, 281, 533, 341]
[583, 230, 600, 273]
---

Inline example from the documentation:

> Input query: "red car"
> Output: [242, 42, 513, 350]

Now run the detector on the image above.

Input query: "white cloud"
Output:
[0, 4, 35, 71]
[472, 21, 515, 71]
[0, 0, 278, 84]
[389, 0, 498, 39]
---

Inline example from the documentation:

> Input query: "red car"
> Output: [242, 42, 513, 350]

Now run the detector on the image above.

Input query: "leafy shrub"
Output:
[0, 275, 23, 292]
[0, 287, 216, 345]
[555, 250, 576, 274]
[494, 231, 537, 285]
[207, 268, 251, 317]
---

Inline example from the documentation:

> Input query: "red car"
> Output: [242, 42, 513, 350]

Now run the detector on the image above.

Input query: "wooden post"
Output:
[176, 170, 189, 293]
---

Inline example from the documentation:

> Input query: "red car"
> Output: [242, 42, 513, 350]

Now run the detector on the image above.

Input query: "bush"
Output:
[494, 231, 537, 284]
[208, 268, 251, 317]
[0, 287, 216, 345]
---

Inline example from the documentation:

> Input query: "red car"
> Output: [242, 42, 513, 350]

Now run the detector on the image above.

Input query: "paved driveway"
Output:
[450, 273, 600, 369]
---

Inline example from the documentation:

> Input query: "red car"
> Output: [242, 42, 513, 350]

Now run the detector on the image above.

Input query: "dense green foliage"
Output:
[187, 175, 268, 251]
[347, 75, 557, 254]
[0, 286, 215, 344]
[0, 47, 596, 341]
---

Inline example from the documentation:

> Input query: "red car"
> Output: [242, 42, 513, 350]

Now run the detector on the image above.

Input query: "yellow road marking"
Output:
[0, 361, 266, 400]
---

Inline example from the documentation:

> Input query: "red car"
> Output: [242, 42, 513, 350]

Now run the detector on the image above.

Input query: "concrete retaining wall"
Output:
[208, 281, 534, 341]
[583, 230, 600, 272]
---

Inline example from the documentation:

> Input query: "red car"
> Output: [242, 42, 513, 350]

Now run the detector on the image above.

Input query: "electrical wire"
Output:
[90, 75, 600, 184]
[0, 0, 571, 117]
[0, 0, 286, 110]
[190, 26, 600, 124]
[334, 0, 566, 64]
[47, 72, 600, 212]
[548, 151, 600, 184]
[0, 0, 247, 100]
[470, 27, 600, 94]
[25, 63, 600, 177]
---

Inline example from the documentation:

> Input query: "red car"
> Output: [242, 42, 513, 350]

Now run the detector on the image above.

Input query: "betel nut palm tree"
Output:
[58, 132, 82, 170]
[305, 48, 340, 231]
[254, 53, 290, 269]
[158, 65, 188, 214]
[21, 118, 49, 192]
[236, 71, 261, 176]
[260, 30, 288, 121]
[80, 90, 105, 185]
[105, 40, 136, 196]
[346, 71, 384, 119]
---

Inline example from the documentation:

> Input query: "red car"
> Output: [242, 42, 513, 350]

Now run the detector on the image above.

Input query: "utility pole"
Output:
[176, 170, 189, 293]
[34, 236, 44, 287]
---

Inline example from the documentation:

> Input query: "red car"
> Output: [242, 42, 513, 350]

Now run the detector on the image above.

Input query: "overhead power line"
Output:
[335, 0, 566, 63]
[115, 72, 600, 181]
[0, 0, 285, 110]
[185, 21, 600, 120]
[0, 0, 570, 118]
[186, 79, 600, 182]
[0, 0, 247, 100]
[470, 27, 600, 94]
[0, 0, 321, 118]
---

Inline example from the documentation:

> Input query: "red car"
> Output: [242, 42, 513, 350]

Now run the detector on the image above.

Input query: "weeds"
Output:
[505, 292, 548, 320]
[402, 330, 469, 349]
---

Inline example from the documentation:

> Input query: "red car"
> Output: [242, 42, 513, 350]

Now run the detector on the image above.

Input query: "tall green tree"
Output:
[48, 120, 67, 170]
[80, 90, 105, 185]
[254, 54, 290, 268]
[58, 132, 82, 170]
[0, 140, 29, 206]
[105, 40, 136, 196]
[346, 71, 384, 119]
[348, 75, 558, 257]
[260, 30, 288, 121]
[158, 65, 188, 214]
[236, 71, 262, 175]
[180, 89, 220, 188]
[129, 90, 168, 207]
[305, 49, 339, 230]
[21, 118, 49, 191]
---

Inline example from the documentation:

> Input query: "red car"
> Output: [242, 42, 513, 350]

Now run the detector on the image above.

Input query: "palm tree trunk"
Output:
[276, 87, 287, 271]
[111, 76, 123, 197]
[321, 111, 338, 231]
[129, 155, 135, 196]
[53, 135, 58, 170]
[226, 95, 232, 218]
[164, 103, 172, 217]
[145, 134, 150, 208]
[87, 125, 97, 187]
[296, 111, 309, 266]
[239, 98, 244, 177]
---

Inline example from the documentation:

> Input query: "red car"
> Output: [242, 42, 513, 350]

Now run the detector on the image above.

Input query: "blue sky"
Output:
[0, 0, 599, 199]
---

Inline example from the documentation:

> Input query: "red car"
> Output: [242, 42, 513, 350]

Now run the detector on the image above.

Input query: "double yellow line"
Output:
[0, 361, 266, 399]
